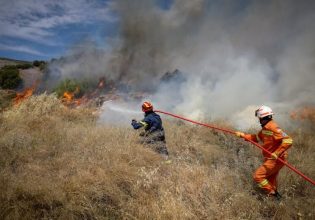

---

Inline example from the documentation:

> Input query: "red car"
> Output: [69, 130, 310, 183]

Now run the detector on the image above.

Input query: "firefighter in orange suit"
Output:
[235, 106, 293, 199]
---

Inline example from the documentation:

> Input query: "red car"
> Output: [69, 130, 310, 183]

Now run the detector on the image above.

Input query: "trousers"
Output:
[253, 157, 285, 194]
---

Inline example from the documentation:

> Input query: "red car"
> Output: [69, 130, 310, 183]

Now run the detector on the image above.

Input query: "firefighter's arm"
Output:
[147, 120, 158, 133]
[273, 129, 293, 157]
[131, 119, 148, 130]
[235, 132, 259, 143]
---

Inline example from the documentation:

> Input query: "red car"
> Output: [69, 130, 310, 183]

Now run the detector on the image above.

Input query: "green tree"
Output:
[33, 60, 41, 67]
[33, 60, 46, 68]
[16, 63, 33, 69]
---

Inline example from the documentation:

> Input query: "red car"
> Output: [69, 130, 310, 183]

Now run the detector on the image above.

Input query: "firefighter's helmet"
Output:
[142, 101, 153, 112]
[255, 105, 274, 118]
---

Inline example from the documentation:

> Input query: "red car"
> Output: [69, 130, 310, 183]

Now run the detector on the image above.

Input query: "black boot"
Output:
[271, 191, 282, 200]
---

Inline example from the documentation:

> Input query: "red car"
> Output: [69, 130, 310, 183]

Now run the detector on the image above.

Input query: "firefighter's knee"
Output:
[253, 167, 266, 182]
[254, 169, 272, 191]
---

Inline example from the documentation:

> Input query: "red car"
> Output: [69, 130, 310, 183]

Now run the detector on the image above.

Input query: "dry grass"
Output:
[0, 90, 16, 111]
[0, 95, 314, 219]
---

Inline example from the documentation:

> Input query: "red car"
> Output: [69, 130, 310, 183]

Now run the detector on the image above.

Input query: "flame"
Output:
[290, 107, 315, 122]
[63, 91, 75, 102]
[60, 78, 115, 107]
[13, 87, 35, 106]
[62, 87, 84, 106]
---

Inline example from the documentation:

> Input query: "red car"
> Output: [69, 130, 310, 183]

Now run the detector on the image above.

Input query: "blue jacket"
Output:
[132, 111, 163, 133]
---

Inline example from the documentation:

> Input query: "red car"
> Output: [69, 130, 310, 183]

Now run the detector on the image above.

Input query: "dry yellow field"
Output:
[0, 95, 314, 219]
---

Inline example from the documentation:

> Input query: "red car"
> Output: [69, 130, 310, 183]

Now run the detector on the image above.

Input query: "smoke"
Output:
[43, 40, 114, 91]
[132, 0, 315, 128]
[48, 0, 315, 129]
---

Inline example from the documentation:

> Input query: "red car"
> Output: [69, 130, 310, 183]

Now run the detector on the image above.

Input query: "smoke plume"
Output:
[48, 0, 315, 129]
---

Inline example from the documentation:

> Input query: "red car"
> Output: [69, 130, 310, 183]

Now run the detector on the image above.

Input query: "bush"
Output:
[33, 60, 46, 67]
[16, 63, 33, 69]
[53, 78, 90, 98]
[0, 65, 22, 89]
[33, 60, 41, 67]
[32, 60, 47, 71]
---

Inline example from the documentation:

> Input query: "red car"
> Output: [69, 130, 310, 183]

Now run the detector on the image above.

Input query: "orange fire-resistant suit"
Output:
[244, 120, 293, 194]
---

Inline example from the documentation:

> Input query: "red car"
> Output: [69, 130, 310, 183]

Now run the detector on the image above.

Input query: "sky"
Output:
[0, 0, 250, 62]
[0, 0, 177, 61]
[0, 0, 120, 61]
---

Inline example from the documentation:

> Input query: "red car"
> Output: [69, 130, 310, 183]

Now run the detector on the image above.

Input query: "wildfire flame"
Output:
[63, 91, 75, 102]
[60, 77, 114, 107]
[290, 106, 315, 122]
[13, 86, 35, 106]
[62, 87, 83, 106]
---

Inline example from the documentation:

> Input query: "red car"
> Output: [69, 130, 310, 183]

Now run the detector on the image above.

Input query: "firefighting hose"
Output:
[155, 110, 315, 186]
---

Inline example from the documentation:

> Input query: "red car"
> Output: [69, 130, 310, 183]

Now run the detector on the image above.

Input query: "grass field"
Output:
[0, 95, 314, 219]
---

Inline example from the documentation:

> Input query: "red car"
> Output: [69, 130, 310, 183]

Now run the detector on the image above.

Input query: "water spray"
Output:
[101, 100, 142, 114]
[99, 100, 142, 125]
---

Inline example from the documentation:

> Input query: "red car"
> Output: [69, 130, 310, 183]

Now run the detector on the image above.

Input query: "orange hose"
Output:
[155, 110, 315, 186]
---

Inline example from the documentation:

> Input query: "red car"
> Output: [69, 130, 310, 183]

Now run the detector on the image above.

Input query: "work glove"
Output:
[235, 131, 245, 138]
[271, 152, 278, 160]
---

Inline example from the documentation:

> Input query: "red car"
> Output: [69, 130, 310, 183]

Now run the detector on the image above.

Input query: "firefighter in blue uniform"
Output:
[131, 101, 169, 157]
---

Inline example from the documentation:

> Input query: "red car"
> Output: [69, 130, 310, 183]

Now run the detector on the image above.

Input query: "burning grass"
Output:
[291, 106, 315, 122]
[13, 87, 35, 106]
[0, 95, 314, 219]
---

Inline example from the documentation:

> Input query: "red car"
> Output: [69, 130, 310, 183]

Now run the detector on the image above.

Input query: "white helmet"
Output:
[255, 105, 274, 118]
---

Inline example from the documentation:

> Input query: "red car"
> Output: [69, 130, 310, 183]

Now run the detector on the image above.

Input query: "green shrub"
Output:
[0, 65, 22, 89]
[32, 60, 47, 71]
[1, 65, 17, 70]
[33, 60, 46, 67]
[53, 78, 90, 98]
[33, 60, 41, 67]
[16, 63, 33, 69]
